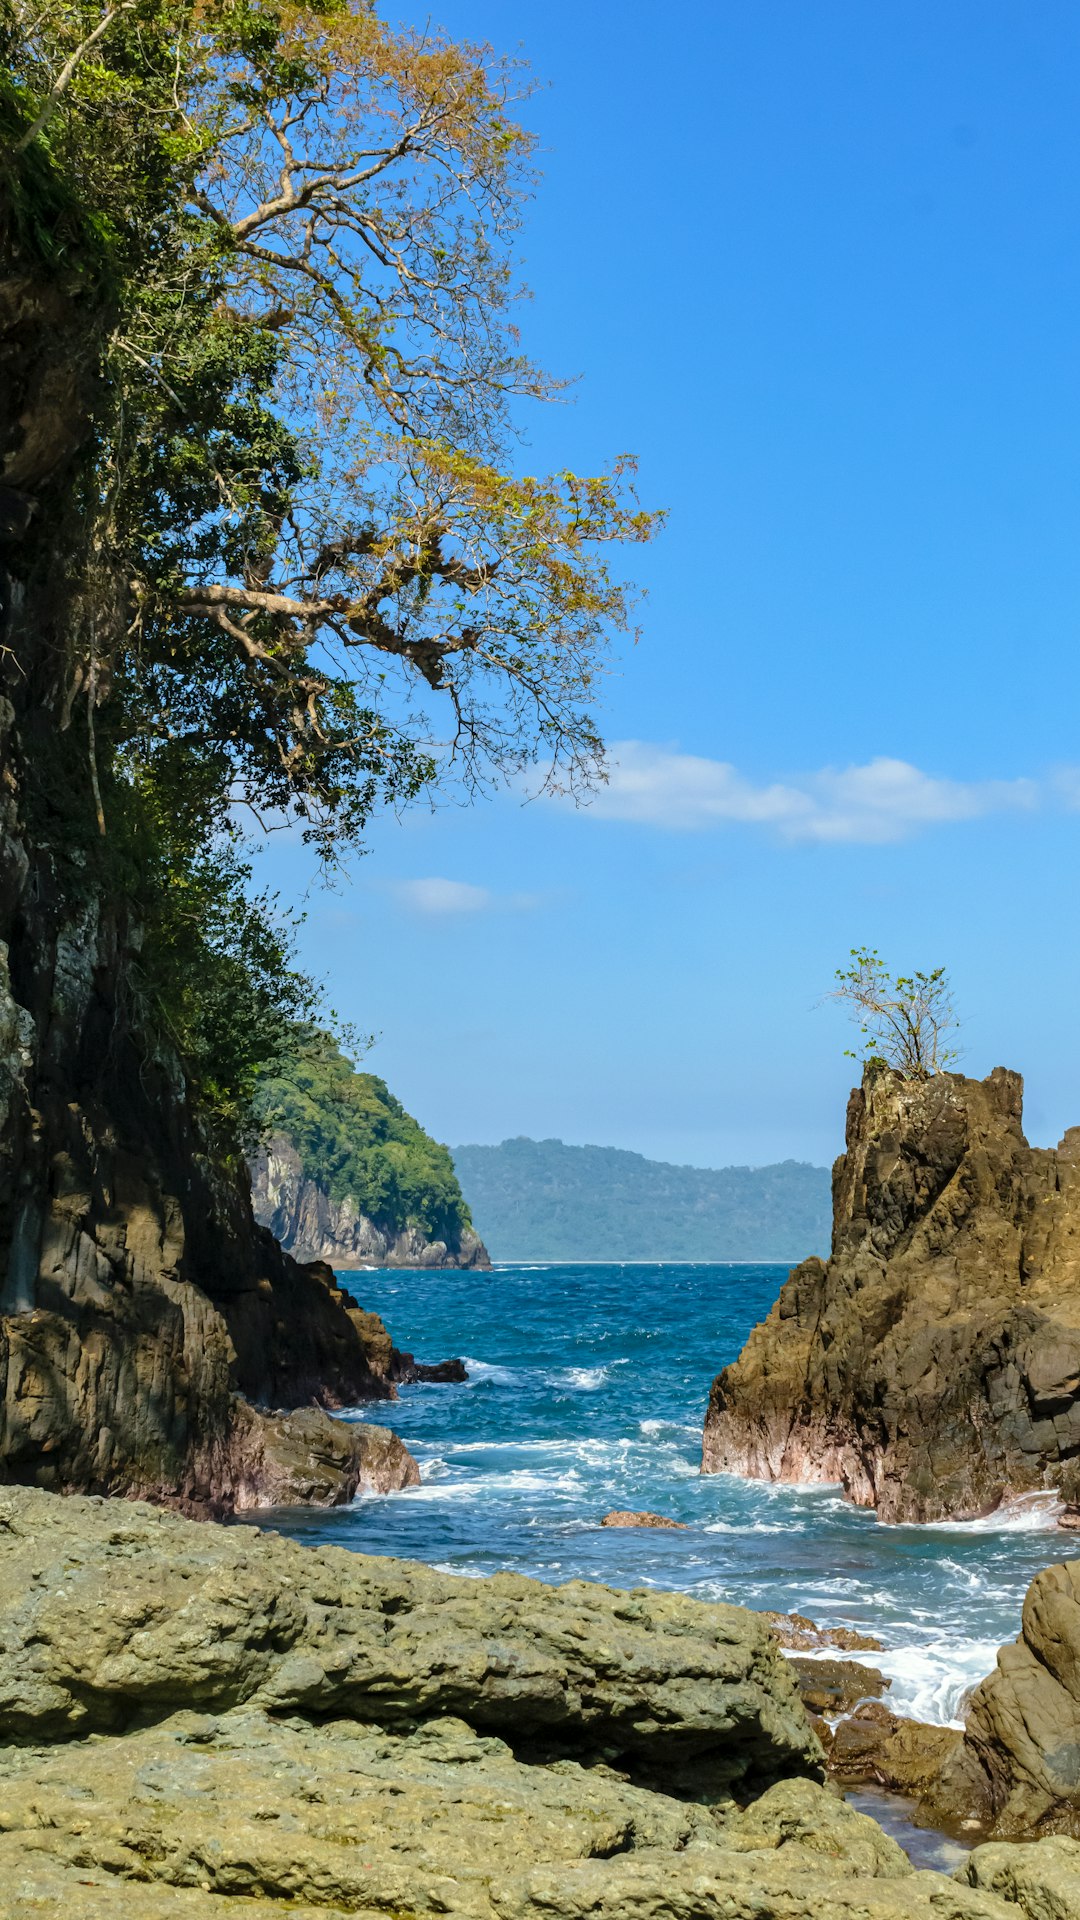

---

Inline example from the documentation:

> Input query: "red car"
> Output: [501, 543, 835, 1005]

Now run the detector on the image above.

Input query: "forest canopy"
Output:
[3, 0, 656, 1129]
[256, 1025, 471, 1244]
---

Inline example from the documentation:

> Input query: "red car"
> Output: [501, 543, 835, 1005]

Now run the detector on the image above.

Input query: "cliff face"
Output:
[251, 1132, 490, 1269]
[0, 204, 415, 1514]
[702, 1064, 1080, 1523]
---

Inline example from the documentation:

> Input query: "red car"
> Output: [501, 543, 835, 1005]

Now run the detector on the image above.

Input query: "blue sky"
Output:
[253, 0, 1080, 1168]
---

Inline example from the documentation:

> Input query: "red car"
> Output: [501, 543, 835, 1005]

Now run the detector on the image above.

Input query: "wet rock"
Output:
[226, 1401, 420, 1507]
[935, 1558, 1080, 1839]
[787, 1655, 890, 1717]
[763, 1609, 884, 1653]
[703, 1062, 1080, 1523]
[829, 1702, 963, 1796]
[396, 1353, 470, 1383]
[600, 1509, 688, 1528]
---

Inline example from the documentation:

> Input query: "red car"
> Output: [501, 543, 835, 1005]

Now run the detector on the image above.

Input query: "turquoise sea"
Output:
[271, 1261, 1066, 1731]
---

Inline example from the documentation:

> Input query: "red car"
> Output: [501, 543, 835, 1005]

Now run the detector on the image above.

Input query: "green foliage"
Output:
[2, 1, 656, 1144]
[258, 1028, 473, 1243]
[451, 1139, 830, 1263]
[831, 947, 960, 1078]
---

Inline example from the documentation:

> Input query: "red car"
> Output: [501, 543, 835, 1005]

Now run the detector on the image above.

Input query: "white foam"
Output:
[460, 1357, 523, 1387]
[877, 1639, 1005, 1727]
[919, 1491, 1063, 1534]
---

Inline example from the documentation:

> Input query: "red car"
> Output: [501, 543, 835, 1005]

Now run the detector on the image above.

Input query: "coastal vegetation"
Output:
[831, 949, 960, 1077]
[0, 0, 653, 1500]
[254, 1024, 474, 1248]
[4, 0, 657, 1147]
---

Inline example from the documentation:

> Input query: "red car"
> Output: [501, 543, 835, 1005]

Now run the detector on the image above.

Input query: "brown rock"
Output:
[934, 1557, 1080, 1838]
[703, 1062, 1080, 1523]
[828, 1702, 962, 1797]
[763, 1609, 885, 1653]
[787, 1656, 890, 1717]
[600, 1509, 689, 1529]
[225, 1402, 420, 1507]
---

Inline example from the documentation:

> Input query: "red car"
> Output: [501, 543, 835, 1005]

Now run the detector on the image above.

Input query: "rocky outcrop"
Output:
[222, 1403, 419, 1508]
[933, 1558, 1080, 1839]
[600, 1508, 688, 1528]
[0, 1486, 1056, 1920]
[703, 1063, 1080, 1522]
[251, 1131, 490, 1268]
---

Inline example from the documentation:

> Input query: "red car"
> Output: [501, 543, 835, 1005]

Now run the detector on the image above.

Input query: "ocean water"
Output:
[268, 1261, 1069, 1730]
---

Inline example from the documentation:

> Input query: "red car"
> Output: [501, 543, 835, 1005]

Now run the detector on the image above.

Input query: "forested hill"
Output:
[251, 1032, 488, 1269]
[450, 1139, 831, 1262]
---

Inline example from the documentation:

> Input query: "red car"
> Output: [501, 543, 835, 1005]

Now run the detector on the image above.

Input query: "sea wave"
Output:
[919, 1491, 1062, 1534]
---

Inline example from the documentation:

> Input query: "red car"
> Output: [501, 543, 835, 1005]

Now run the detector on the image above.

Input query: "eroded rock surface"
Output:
[0, 1488, 1070, 1919]
[703, 1063, 1080, 1522]
[935, 1559, 1080, 1839]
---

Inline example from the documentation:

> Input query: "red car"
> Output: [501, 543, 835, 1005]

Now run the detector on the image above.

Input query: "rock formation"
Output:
[703, 1062, 1080, 1522]
[0, 1484, 1065, 1920]
[251, 1131, 490, 1268]
[933, 1557, 1080, 1839]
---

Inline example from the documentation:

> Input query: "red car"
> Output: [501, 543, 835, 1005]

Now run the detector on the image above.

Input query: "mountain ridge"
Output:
[451, 1136, 831, 1262]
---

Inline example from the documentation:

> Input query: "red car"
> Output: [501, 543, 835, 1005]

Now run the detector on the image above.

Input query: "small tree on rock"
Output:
[831, 948, 960, 1078]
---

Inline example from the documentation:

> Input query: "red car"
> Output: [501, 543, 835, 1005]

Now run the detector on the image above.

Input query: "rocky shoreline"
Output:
[3, 1484, 1080, 1919]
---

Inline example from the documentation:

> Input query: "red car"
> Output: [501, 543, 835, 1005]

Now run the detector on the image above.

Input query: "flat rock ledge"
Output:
[0, 1490, 1070, 1919]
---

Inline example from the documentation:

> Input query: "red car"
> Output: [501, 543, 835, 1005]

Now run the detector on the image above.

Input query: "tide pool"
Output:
[267, 1261, 1067, 1728]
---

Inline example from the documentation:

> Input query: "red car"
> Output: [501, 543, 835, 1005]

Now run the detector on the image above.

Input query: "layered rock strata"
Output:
[251, 1132, 490, 1268]
[703, 1063, 1080, 1522]
[0, 1486, 1060, 1920]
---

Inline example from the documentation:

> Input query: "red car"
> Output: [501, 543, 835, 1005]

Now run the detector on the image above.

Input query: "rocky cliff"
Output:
[0, 152, 419, 1514]
[703, 1063, 1080, 1522]
[3, 1483, 1071, 1920]
[252, 1131, 490, 1269]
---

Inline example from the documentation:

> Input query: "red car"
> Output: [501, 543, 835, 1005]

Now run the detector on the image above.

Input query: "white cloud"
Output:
[586, 744, 1038, 844]
[391, 877, 492, 915]
[388, 878, 546, 916]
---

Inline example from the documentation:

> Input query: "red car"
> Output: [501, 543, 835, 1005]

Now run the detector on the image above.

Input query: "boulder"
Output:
[763, 1609, 884, 1653]
[960, 1834, 1080, 1914]
[0, 1485, 819, 1793]
[703, 1063, 1080, 1523]
[934, 1558, 1080, 1838]
[787, 1655, 890, 1717]
[827, 1701, 963, 1796]
[224, 1401, 420, 1506]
